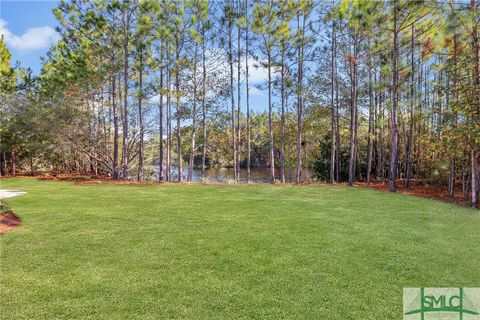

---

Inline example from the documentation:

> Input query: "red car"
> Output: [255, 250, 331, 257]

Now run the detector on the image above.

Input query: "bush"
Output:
[224, 177, 237, 185]
[312, 132, 350, 182]
[199, 176, 212, 184]
[0, 201, 11, 214]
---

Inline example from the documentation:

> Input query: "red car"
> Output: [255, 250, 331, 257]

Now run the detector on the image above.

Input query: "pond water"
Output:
[146, 167, 313, 183]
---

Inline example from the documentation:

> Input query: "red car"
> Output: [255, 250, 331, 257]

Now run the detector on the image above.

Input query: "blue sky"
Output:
[0, 0, 60, 74]
[0, 0, 272, 112]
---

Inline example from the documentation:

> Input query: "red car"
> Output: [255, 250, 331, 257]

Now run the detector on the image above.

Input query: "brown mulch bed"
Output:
[75, 178, 151, 185]
[37, 174, 102, 182]
[74, 179, 183, 185]
[276, 179, 477, 209]
[0, 211, 21, 234]
[36, 175, 57, 181]
[356, 181, 477, 209]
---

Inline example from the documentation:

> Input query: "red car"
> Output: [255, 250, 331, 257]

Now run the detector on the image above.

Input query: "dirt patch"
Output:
[0, 211, 21, 234]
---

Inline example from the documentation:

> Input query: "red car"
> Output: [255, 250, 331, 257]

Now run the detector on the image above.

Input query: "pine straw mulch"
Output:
[355, 181, 478, 209]
[0, 211, 21, 234]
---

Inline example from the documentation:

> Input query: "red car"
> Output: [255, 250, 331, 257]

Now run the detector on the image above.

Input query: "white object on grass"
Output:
[0, 190, 26, 200]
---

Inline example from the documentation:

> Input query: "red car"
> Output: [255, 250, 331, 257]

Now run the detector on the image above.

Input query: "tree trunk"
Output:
[330, 20, 336, 183]
[188, 42, 199, 182]
[280, 45, 286, 184]
[166, 41, 172, 182]
[159, 46, 164, 182]
[472, 150, 478, 208]
[228, 14, 237, 181]
[389, 0, 399, 192]
[405, 24, 415, 188]
[137, 47, 144, 182]
[448, 36, 459, 197]
[462, 161, 469, 202]
[2, 153, 6, 177]
[448, 158, 455, 198]
[377, 72, 384, 182]
[348, 34, 358, 186]
[112, 75, 119, 180]
[121, 8, 129, 180]
[245, 0, 251, 183]
[201, 27, 208, 178]
[295, 14, 305, 185]
[471, 0, 479, 207]
[11, 147, 16, 177]
[236, 6, 242, 182]
[366, 41, 374, 185]
[175, 38, 183, 183]
[335, 65, 341, 182]
[268, 45, 275, 184]
[30, 155, 34, 176]
[0, 138, 2, 177]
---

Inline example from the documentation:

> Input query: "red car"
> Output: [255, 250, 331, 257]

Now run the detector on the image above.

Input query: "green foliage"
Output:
[0, 35, 15, 95]
[0, 200, 11, 214]
[312, 132, 350, 181]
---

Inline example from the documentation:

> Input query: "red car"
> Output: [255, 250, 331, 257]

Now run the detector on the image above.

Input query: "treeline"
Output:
[0, 0, 479, 207]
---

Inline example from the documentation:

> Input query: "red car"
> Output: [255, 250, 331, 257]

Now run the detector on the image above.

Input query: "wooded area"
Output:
[0, 0, 479, 207]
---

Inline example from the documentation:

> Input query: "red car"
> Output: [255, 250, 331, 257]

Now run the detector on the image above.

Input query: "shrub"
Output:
[199, 176, 212, 184]
[0, 201, 11, 214]
[224, 178, 237, 185]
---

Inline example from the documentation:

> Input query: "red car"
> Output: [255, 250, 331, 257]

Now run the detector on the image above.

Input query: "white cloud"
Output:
[249, 86, 263, 96]
[147, 94, 161, 105]
[0, 19, 59, 52]
[204, 48, 272, 85]
[247, 58, 268, 84]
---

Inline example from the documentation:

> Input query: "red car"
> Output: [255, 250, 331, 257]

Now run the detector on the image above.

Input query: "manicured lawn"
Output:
[1, 178, 479, 319]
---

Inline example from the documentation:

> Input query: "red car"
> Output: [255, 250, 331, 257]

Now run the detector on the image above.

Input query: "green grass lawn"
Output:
[1, 178, 479, 319]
